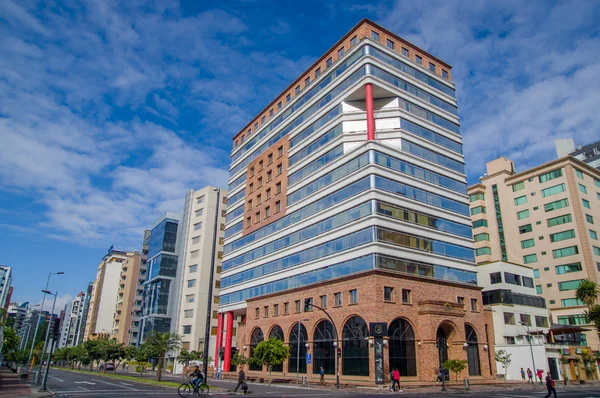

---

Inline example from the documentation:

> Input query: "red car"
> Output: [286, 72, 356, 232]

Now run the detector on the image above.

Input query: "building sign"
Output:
[369, 322, 387, 338]
[306, 353, 312, 365]
[374, 338, 384, 384]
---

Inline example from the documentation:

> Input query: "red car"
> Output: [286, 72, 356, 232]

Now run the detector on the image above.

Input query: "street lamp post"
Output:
[304, 301, 340, 389]
[520, 321, 537, 383]
[36, 290, 57, 389]
[437, 337, 448, 392]
[30, 272, 64, 376]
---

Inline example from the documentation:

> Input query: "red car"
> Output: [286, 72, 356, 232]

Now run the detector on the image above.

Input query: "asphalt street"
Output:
[44, 368, 600, 397]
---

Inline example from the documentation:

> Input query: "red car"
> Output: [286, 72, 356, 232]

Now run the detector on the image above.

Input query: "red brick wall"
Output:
[236, 270, 496, 384]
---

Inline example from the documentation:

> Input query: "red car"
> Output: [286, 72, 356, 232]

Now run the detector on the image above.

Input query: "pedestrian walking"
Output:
[233, 368, 248, 394]
[216, 366, 222, 379]
[537, 369, 544, 384]
[544, 371, 557, 398]
[436, 366, 443, 383]
[520, 367, 526, 383]
[319, 366, 325, 385]
[389, 368, 401, 392]
[527, 368, 533, 383]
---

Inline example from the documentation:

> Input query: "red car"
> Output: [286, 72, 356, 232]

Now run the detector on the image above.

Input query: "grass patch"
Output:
[56, 367, 216, 390]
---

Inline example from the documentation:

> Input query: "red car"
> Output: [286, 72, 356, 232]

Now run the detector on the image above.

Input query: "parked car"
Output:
[106, 363, 115, 371]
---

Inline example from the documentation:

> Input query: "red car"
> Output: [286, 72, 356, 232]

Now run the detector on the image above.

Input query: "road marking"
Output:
[119, 381, 135, 386]
[75, 381, 96, 385]
[78, 386, 89, 391]
[92, 379, 140, 390]
[48, 376, 64, 382]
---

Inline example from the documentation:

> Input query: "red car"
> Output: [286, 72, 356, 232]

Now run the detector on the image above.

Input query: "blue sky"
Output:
[1, 0, 599, 311]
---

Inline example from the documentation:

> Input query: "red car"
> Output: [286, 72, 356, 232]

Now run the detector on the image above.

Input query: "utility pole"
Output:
[304, 300, 339, 389]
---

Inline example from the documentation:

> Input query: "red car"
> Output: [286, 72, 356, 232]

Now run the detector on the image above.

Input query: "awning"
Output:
[530, 324, 592, 335]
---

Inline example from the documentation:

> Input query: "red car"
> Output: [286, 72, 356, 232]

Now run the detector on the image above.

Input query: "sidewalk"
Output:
[0, 368, 53, 398]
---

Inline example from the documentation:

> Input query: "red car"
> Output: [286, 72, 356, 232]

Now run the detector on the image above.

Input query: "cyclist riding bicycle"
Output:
[188, 365, 204, 391]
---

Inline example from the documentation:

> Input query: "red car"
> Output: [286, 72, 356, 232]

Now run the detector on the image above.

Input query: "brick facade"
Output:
[243, 135, 290, 234]
[235, 270, 496, 385]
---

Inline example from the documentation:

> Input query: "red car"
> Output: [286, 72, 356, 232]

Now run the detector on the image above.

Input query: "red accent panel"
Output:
[223, 311, 234, 371]
[365, 83, 375, 140]
[214, 313, 223, 367]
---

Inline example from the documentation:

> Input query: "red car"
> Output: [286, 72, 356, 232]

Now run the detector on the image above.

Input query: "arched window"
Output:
[436, 327, 448, 367]
[250, 328, 264, 371]
[465, 325, 480, 376]
[342, 316, 369, 376]
[269, 325, 284, 372]
[388, 318, 416, 376]
[313, 320, 335, 375]
[289, 323, 308, 373]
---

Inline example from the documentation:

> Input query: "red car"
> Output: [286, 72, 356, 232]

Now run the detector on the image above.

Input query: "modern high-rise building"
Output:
[555, 138, 600, 170]
[138, 212, 182, 343]
[219, 19, 496, 383]
[0, 266, 12, 310]
[468, 156, 600, 350]
[173, 187, 228, 365]
[58, 290, 91, 348]
[85, 249, 142, 344]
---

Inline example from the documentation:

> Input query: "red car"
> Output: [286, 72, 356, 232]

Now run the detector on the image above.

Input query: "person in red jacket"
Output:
[537, 369, 544, 384]
[389, 368, 401, 392]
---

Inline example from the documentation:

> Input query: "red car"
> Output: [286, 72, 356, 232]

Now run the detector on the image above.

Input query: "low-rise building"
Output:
[477, 261, 554, 380]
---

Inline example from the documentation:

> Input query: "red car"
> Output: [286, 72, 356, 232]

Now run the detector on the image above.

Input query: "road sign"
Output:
[306, 353, 312, 364]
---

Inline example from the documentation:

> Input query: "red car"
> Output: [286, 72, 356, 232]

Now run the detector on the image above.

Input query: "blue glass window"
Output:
[225, 205, 245, 224]
[227, 189, 246, 206]
[220, 255, 375, 305]
[374, 176, 469, 216]
[228, 173, 247, 191]
[224, 222, 243, 239]
[224, 177, 371, 254]
[222, 228, 374, 287]
[289, 124, 343, 166]
[401, 140, 465, 173]
[288, 145, 345, 185]
[223, 202, 372, 271]
[288, 153, 369, 205]
[400, 119, 462, 154]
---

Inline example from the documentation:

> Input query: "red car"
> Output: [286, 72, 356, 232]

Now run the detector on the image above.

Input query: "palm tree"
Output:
[576, 279, 599, 308]
[144, 331, 182, 382]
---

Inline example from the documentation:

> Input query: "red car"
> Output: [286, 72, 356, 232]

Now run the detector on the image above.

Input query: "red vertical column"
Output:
[214, 313, 223, 368]
[223, 311, 234, 371]
[365, 83, 375, 140]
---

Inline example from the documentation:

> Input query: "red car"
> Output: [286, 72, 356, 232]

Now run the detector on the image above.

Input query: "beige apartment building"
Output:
[85, 249, 142, 345]
[174, 187, 229, 368]
[469, 156, 600, 349]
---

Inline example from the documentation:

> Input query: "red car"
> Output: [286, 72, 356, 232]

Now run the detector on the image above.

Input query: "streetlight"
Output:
[202, 188, 220, 378]
[520, 321, 537, 382]
[37, 289, 57, 390]
[30, 272, 64, 377]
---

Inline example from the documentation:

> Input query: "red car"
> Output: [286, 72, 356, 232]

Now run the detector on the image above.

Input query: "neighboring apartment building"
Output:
[468, 156, 600, 350]
[7, 302, 29, 341]
[138, 213, 182, 343]
[0, 266, 12, 311]
[58, 290, 91, 348]
[174, 187, 228, 365]
[556, 138, 600, 170]
[219, 19, 496, 384]
[85, 249, 142, 344]
[477, 261, 558, 380]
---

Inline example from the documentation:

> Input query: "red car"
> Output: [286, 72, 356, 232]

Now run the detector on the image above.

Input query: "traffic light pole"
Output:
[305, 300, 339, 389]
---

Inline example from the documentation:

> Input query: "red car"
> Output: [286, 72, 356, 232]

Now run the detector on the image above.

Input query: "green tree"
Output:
[250, 338, 290, 384]
[576, 279, 599, 307]
[495, 350, 511, 383]
[443, 359, 467, 381]
[97, 339, 125, 374]
[70, 345, 87, 370]
[133, 344, 152, 378]
[177, 349, 201, 381]
[83, 340, 103, 372]
[1, 327, 21, 355]
[231, 352, 249, 368]
[143, 331, 182, 382]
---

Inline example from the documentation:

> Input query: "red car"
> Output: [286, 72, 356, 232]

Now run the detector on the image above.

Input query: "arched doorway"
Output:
[436, 327, 449, 368]
[289, 323, 308, 373]
[313, 320, 335, 375]
[269, 325, 284, 372]
[342, 316, 369, 376]
[388, 318, 416, 376]
[465, 325, 481, 376]
[249, 328, 264, 371]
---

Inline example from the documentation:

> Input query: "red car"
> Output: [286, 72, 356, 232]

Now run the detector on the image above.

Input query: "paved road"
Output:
[44, 368, 600, 397]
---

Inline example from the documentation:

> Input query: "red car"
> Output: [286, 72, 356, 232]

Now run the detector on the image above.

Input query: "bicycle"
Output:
[178, 377, 209, 397]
